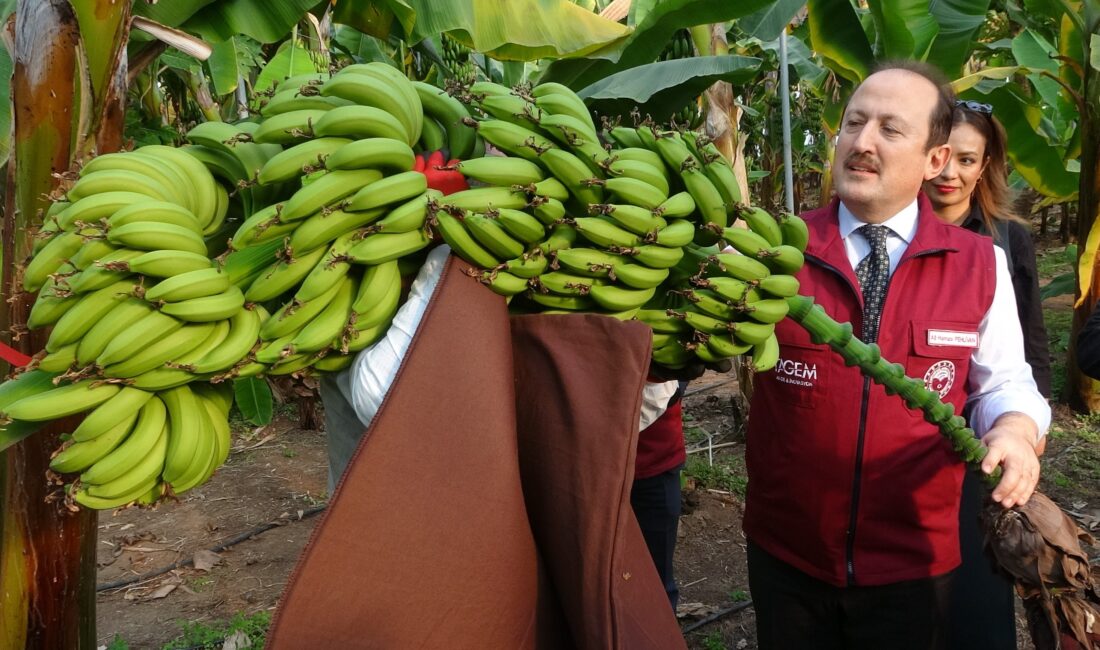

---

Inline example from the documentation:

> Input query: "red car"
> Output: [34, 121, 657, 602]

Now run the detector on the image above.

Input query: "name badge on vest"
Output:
[927, 329, 979, 347]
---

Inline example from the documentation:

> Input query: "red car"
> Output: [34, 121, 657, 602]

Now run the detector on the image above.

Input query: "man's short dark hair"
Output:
[867, 60, 956, 151]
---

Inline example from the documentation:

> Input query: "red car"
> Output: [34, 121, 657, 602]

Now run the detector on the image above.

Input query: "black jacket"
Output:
[961, 206, 1052, 397]
[1078, 303, 1100, 380]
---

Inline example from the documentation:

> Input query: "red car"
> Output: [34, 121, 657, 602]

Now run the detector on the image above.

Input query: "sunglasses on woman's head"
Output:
[956, 100, 993, 115]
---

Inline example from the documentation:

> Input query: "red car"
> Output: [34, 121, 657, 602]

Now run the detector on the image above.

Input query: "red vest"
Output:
[635, 400, 685, 480]
[743, 195, 996, 587]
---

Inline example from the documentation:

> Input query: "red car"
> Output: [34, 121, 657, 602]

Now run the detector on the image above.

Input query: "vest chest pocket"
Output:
[907, 320, 978, 402]
[760, 340, 829, 409]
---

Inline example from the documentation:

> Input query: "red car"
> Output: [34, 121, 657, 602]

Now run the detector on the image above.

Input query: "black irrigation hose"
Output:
[96, 504, 328, 593]
[683, 378, 739, 399]
[680, 600, 754, 634]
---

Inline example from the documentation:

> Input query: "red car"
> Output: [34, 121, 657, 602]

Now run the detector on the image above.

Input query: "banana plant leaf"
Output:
[331, 0, 415, 40]
[578, 55, 761, 121]
[738, 0, 808, 42]
[1012, 28, 1074, 120]
[760, 32, 828, 85]
[132, 0, 321, 44]
[868, 0, 938, 61]
[925, 0, 992, 77]
[71, 0, 130, 105]
[541, 0, 774, 89]
[332, 24, 391, 63]
[349, 0, 631, 61]
[806, 0, 873, 84]
[965, 84, 1079, 199]
[207, 35, 264, 97]
[234, 377, 274, 426]
[253, 39, 325, 94]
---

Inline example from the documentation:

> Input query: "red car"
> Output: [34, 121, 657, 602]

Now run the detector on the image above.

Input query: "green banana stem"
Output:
[785, 295, 1001, 489]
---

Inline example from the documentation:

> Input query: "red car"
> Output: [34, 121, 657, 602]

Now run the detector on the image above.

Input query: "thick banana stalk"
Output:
[785, 295, 998, 484]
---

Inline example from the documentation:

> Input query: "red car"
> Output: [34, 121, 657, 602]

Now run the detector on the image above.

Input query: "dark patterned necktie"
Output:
[855, 224, 890, 342]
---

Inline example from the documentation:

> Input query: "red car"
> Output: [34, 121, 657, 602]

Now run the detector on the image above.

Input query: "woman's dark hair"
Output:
[954, 104, 1024, 228]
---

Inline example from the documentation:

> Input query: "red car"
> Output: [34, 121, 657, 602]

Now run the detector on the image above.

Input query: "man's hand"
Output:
[981, 412, 1041, 508]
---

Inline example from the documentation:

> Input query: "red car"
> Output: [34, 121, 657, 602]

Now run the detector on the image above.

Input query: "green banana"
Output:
[145, 268, 230, 303]
[257, 137, 354, 184]
[610, 261, 669, 289]
[653, 219, 695, 247]
[102, 322, 217, 378]
[96, 310, 184, 367]
[313, 105, 409, 143]
[709, 252, 771, 281]
[294, 231, 358, 302]
[288, 207, 385, 252]
[345, 170, 428, 212]
[159, 286, 245, 322]
[22, 230, 86, 292]
[750, 333, 780, 372]
[723, 227, 773, 258]
[345, 228, 432, 265]
[454, 157, 545, 186]
[189, 306, 263, 373]
[125, 249, 213, 278]
[244, 244, 329, 302]
[65, 249, 143, 294]
[756, 274, 800, 298]
[758, 245, 805, 275]
[280, 168, 384, 222]
[78, 397, 167, 484]
[777, 212, 809, 252]
[589, 202, 666, 237]
[3, 380, 121, 421]
[494, 208, 545, 244]
[160, 384, 203, 484]
[46, 279, 139, 351]
[323, 137, 416, 173]
[49, 411, 138, 475]
[738, 206, 783, 247]
[538, 148, 603, 205]
[325, 65, 421, 145]
[588, 283, 656, 311]
[291, 276, 358, 353]
[106, 201, 202, 233]
[554, 247, 620, 278]
[464, 213, 527, 260]
[657, 192, 696, 219]
[54, 191, 153, 230]
[741, 297, 790, 324]
[371, 191, 437, 234]
[251, 109, 328, 144]
[350, 262, 401, 330]
[601, 176, 667, 210]
[617, 244, 684, 269]
[107, 221, 208, 256]
[469, 119, 558, 163]
[412, 80, 476, 159]
[607, 158, 670, 196]
[261, 281, 343, 342]
[439, 186, 529, 212]
[573, 217, 641, 248]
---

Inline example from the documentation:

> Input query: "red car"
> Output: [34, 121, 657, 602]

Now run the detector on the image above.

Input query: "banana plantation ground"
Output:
[94, 239, 1100, 650]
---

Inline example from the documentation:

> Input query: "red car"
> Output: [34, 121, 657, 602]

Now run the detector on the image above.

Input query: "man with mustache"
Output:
[741, 61, 1049, 649]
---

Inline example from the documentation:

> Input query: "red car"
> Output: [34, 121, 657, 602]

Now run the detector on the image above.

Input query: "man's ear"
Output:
[925, 143, 951, 180]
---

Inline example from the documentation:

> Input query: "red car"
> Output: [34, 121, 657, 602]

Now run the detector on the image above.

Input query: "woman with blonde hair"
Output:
[923, 99, 1051, 649]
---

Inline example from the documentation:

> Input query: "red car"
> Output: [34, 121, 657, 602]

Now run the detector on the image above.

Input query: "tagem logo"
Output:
[774, 357, 817, 388]
[923, 360, 955, 398]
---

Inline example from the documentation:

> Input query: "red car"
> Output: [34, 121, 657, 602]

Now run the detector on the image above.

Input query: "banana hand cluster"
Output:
[446, 84, 809, 372]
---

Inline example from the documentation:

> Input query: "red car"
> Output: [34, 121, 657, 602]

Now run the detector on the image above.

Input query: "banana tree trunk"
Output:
[0, 1, 130, 647]
[1067, 60, 1100, 412]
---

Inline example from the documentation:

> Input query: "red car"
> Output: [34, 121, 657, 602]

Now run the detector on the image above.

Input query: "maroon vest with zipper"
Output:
[743, 194, 997, 587]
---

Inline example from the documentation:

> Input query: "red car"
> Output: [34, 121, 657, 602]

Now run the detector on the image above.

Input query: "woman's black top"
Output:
[960, 204, 1052, 397]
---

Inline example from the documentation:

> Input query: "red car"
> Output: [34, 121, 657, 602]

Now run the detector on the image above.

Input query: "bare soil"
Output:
[97, 303, 1100, 650]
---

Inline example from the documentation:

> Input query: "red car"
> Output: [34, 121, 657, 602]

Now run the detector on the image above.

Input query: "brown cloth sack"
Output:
[267, 258, 684, 649]
[511, 314, 688, 650]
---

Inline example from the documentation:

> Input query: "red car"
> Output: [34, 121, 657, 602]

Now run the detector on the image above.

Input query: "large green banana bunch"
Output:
[444, 82, 808, 371]
[8, 69, 811, 512]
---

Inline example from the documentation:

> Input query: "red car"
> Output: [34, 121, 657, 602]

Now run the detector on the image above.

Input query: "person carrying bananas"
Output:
[742, 61, 1050, 650]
